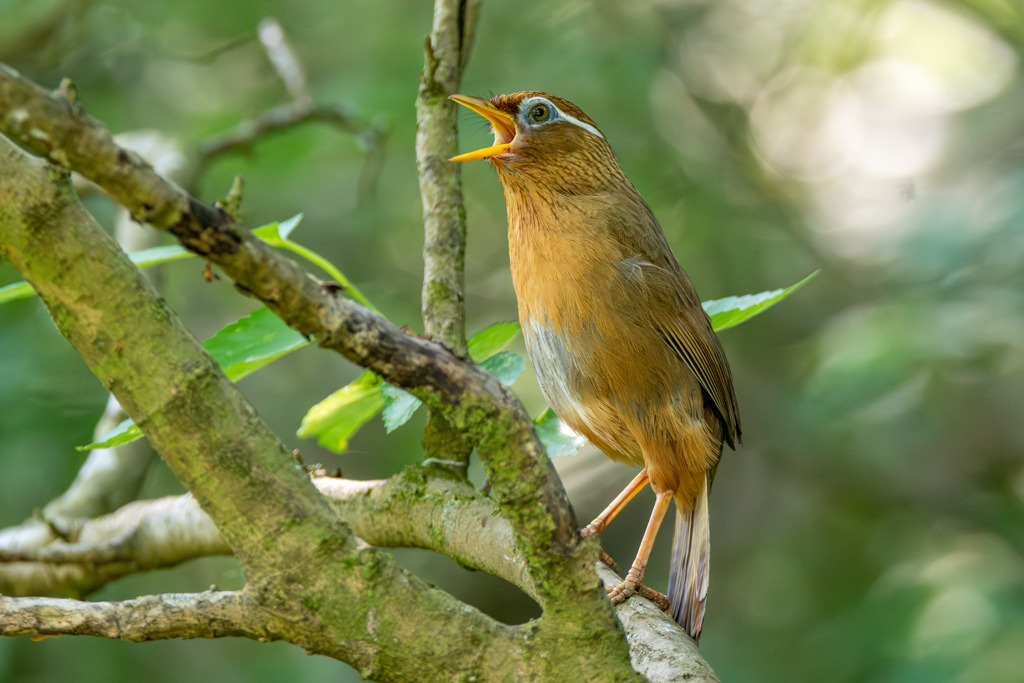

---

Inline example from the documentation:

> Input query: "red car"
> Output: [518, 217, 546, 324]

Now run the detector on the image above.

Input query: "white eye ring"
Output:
[520, 97, 604, 140]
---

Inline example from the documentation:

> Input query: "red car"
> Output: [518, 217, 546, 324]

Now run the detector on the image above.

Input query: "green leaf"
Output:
[253, 213, 378, 312]
[480, 351, 525, 386]
[381, 384, 422, 434]
[297, 370, 385, 451]
[704, 270, 819, 332]
[534, 408, 586, 458]
[252, 213, 304, 245]
[128, 244, 194, 268]
[0, 281, 33, 305]
[276, 213, 303, 240]
[204, 306, 310, 382]
[298, 321, 524, 448]
[1, 244, 195, 305]
[467, 321, 520, 361]
[77, 419, 143, 452]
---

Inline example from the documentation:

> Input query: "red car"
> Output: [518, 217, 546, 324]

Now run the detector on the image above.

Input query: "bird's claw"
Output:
[607, 580, 637, 605]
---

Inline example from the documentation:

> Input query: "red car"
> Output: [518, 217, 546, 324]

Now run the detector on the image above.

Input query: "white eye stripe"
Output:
[521, 97, 605, 140]
[560, 110, 605, 140]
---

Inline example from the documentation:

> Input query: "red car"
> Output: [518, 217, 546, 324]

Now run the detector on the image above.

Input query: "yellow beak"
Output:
[449, 94, 517, 162]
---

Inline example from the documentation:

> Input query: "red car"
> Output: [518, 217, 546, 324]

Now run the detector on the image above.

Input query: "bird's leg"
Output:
[580, 469, 649, 538]
[607, 490, 673, 605]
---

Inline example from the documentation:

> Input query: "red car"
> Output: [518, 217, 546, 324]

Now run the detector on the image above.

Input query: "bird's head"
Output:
[450, 91, 624, 193]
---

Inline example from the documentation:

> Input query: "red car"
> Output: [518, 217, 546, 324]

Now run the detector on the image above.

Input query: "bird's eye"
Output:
[527, 102, 551, 123]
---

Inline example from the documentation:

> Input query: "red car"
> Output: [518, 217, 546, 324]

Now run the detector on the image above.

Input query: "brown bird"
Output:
[450, 91, 741, 641]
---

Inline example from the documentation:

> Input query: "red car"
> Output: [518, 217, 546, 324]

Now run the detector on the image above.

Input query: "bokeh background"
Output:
[2, 0, 1023, 681]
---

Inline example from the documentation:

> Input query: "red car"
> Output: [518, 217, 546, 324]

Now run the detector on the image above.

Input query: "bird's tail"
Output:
[668, 472, 710, 642]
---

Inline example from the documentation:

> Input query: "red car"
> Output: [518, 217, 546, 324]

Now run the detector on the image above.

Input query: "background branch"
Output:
[0, 495, 228, 597]
[191, 18, 386, 203]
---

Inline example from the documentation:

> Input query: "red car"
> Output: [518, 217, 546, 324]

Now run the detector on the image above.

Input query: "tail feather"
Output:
[668, 473, 710, 641]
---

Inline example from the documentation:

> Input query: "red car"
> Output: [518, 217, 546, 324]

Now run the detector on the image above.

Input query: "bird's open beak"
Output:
[449, 94, 516, 162]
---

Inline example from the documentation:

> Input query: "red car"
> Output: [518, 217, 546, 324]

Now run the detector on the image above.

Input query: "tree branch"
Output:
[315, 470, 542, 601]
[416, 0, 480, 353]
[0, 591, 266, 641]
[0, 61, 581, 602]
[193, 101, 386, 203]
[314, 470, 718, 681]
[0, 132, 582, 682]
[0, 495, 229, 597]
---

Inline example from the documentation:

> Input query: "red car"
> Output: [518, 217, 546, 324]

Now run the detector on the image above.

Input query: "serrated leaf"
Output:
[297, 370, 385, 451]
[467, 321, 520, 361]
[77, 419, 143, 452]
[480, 351, 525, 386]
[381, 383, 422, 433]
[534, 408, 586, 458]
[704, 270, 819, 332]
[204, 306, 310, 382]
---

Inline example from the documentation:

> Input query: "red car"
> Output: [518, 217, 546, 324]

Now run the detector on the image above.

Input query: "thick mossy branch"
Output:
[0, 133, 578, 683]
[0, 61, 583, 603]
[316, 470, 542, 601]
[0, 134, 348, 578]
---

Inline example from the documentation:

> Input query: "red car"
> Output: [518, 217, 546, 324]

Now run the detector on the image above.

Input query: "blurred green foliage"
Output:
[2, 1, 1024, 681]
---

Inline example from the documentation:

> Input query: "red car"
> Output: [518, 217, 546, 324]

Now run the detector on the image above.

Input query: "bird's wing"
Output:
[633, 249, 742, 449]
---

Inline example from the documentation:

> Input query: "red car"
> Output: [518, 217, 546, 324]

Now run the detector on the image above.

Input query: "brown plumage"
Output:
[451, 91, 741, 641]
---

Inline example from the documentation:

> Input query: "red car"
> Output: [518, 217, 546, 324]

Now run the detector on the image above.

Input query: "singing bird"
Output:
[450, 91, 741, 640]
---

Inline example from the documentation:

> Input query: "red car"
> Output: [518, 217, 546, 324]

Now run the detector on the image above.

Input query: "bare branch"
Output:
[315, 472, 541, 601]
[0, 495, 227, 597]
[596, 565, 721, 683]
[258, 17, 312, 104]
[191, 19, 386, 203]
[0, 591, 265, 641]
[193, 100, 386, 198]
[416, 0, 481, 353]
[0, 495, 227, 564]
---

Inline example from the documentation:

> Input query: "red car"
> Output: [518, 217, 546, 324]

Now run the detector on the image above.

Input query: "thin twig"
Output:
[191, 18, 387, 203]
[415, 0, 481, 354]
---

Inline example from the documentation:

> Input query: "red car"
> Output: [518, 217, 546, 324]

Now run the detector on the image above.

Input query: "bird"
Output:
[449, 91, 741, 641]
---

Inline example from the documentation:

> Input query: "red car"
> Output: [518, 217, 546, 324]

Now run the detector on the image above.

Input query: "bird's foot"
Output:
[607, 560, 646, 605]
[607, 579, 637, 605]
